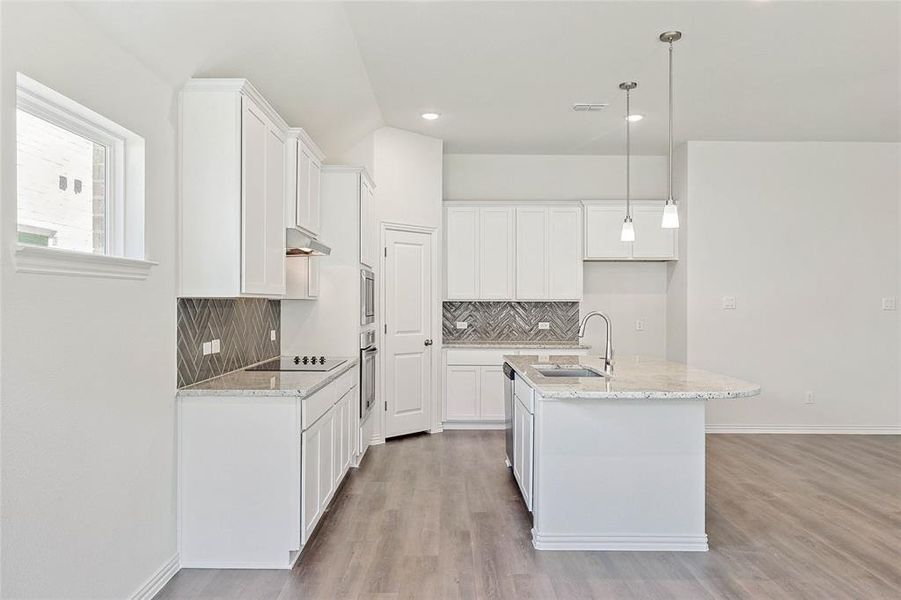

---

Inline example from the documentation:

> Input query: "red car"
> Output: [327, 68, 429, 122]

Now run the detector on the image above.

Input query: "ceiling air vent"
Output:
[572, 103, 609, 112]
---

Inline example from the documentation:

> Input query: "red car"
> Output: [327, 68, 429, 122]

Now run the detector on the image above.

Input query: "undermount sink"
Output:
[534, 365, 606, 378]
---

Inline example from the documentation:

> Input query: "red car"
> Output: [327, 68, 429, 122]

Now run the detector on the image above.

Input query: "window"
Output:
[14, 73, 155, 279]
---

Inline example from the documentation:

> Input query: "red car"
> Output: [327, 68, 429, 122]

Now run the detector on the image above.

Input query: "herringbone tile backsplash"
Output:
[177, 298, 280, 387]
[443, 301, 579, 343]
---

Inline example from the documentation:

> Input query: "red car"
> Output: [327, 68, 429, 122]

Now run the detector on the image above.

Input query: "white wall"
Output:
[443, 153, 666, 201]
[1, 4, 178, 598]
[443, 152, 669, 355]
[671, 142, 900, 431]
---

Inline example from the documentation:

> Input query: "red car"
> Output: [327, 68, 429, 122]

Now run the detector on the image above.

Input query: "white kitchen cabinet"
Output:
[286, 131, 325, 238]
[360, 177, 376, 268]
[180, 79, 287, 298]
[583, 201, 676, 260]
[479, 207, 515, 299]
[515, 205, 582, 301]
[445, 206, 479, 299]
[445, 365, 480, 421]
[513, 394, 534, 511]
[479, 366, 506, 420]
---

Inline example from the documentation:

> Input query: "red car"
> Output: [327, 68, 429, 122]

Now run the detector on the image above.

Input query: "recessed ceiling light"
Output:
[626, 114, 644, 122]
[421, 112, 440, 120]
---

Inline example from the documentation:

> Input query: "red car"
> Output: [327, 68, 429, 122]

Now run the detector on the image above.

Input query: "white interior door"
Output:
[385, 228, 433, 438]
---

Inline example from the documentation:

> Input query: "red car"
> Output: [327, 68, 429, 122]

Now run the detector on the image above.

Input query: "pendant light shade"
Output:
[660, 30, 682, 229]
[621, 217, 635, 242]
[619, 81, 637, 242]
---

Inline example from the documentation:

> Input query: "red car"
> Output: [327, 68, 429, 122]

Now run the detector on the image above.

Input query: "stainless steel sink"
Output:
[534, 365, 606, 378]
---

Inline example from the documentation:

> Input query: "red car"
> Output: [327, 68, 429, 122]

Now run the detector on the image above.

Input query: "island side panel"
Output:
[532, 395, 708, 551]
[179, 395, 301, 568]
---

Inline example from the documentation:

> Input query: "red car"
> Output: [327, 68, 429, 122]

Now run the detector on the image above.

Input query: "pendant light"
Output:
[619, 81, 637, 242]
[660, 30, 682, 229]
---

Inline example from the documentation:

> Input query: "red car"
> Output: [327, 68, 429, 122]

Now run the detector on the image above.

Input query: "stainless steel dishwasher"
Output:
[503, 362, 515, 467]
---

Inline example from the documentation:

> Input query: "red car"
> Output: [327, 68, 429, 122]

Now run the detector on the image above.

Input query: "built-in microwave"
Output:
[360, 268, 375, 326]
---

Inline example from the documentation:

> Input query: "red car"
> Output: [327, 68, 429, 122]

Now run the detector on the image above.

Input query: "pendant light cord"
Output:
[626, 86, 631, 219]
[667, 41, 674, 203]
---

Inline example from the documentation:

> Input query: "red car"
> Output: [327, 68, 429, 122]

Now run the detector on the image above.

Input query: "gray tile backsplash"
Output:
[443, 301, 579, 343]
[177, 298, 280, 387]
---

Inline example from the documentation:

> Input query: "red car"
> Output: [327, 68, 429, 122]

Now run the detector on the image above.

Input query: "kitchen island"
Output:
[503, 354, 760, 552]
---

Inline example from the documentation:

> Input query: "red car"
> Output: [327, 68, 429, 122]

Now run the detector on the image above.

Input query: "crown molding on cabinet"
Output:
[321, 164, 376, 188]
[181, 78, 290, 133]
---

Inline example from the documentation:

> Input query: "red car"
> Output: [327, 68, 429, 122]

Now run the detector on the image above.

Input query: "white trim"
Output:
[442, 420, 506, 430]
[13, 244, 157, 280]
[181, 78, 289, 132]
[706, 425, 901, 435]
[532, 532, 708, 552]
[129, 553, 179, 600]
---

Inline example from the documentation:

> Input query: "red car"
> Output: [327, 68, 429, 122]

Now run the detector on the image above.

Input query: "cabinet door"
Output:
[547, 206, 582, 300]
[584, 204, 631, 259]
[308, 157, 321, 236]
[301, 420, 321, 542]
[333, 394, 347, 489]
[295, 144, 311, 231]
[479, 366, 506, 420]
[318, 410, 335, 508]
[479, 207, 515, 299]
[631, 204, 676, 259]
[345, 387, 356, 470]
[521, 404, 534, 511]
[240, 98, 269, 294]
[512, 398, 524, 486]
[360, 179, 375, 268]
[445, 207, 479, 299]
[515, 207, 548, 300]
[264, 125, 285, 294]
[445, 365, 480, 421]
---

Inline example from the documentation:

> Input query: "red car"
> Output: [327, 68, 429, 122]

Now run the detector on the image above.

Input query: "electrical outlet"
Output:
[722, 296, 737, 310]
[635, 320, 644, 331]
[455, 321, 468, 329]
[882, 297, 896, 311]
[211, 339, 221, 354]
[270, 329, 277, 341]
[805, 391, 815, 404]
[202, 341, 212, 356]
[538, 322, 550, 330]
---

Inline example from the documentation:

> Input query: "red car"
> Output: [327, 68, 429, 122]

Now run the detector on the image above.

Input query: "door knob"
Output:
[424, 339, 433, 346]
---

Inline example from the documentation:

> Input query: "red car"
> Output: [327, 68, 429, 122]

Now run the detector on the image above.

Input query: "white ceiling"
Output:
[76, 1, 899, 156]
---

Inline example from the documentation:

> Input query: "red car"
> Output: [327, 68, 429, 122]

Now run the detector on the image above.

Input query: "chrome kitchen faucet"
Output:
[577, 311, 614, 375]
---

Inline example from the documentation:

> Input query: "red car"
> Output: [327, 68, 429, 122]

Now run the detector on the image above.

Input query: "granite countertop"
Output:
[443, 341, 591, 349]
[177, 356, 359, 398]
[504, 354, 760, 400]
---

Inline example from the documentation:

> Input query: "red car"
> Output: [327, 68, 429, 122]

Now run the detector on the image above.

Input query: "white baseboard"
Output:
[532, 532, 708, 552]
[442, 420, 505, 430]
[130, 553, 179, 600]
[706, 425, 901, 435]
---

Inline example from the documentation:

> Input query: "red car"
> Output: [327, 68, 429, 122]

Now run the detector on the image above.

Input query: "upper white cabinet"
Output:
[180, 79, 287, 298]
[583, 201, 677, 261]
[286, 130, 325, 238]
[360, 177, 376, 268]
[444, 204, 573, 300]
[515, 205, 582, 301]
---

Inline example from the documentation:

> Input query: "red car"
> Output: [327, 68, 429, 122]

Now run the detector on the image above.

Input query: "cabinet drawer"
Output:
[513, 373, 534, 414]
[445, 349, 518, 366]
[302, 367, 356, 430]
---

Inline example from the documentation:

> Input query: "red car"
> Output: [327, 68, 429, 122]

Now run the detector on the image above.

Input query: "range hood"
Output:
[286, 227, 331, 256]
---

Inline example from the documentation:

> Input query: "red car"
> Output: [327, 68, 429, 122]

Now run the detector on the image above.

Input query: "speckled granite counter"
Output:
[176, 356, 358, 397]
[504, 354, 760, 400]
[443, 341, 591, 349]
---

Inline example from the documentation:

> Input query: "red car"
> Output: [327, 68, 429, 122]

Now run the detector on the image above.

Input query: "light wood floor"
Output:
[157, 432, 901, 599]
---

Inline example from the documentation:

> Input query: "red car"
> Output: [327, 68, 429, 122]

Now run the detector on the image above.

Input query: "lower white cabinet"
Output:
[513, 392, 534, 511]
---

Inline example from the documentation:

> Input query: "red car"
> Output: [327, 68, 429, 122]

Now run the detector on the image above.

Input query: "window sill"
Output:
[13, 244, 158, 280]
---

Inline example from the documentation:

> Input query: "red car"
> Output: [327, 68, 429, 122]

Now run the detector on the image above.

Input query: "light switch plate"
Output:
[635, 320, 644, 331]
[455, 321, 468, 329]
[722, 296, 737, 310]
[882, 297, 896, 311]
[211, 339, 221, 354]
[270, 329, 277, 341]
[538, 322, 550, 330]
[202, 341, 212, 356]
